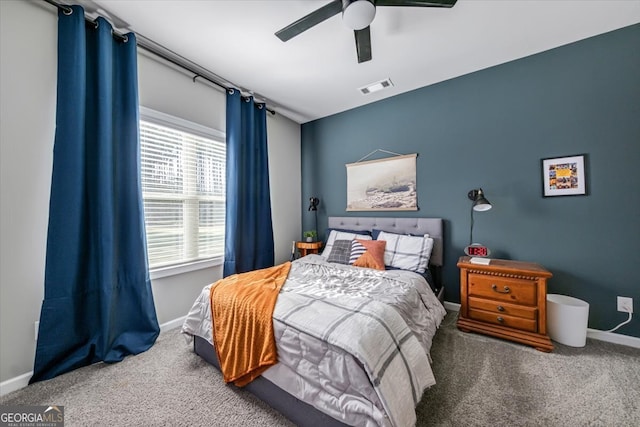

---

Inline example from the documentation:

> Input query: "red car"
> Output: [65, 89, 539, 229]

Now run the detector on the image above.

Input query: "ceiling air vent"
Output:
[359, 78, 393, 95]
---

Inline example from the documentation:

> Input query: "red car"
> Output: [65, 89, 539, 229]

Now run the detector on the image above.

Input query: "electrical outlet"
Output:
[34, 321, 39, 341]
[617, 296, 633, 313]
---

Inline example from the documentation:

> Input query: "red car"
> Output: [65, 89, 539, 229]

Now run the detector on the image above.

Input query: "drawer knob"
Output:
[497, 316, 504, 323]
[497, 305, 505, 312]
[492, 284, 511, 294]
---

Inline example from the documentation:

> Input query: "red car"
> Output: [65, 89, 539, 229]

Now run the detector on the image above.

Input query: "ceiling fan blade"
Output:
[375, 0, 457, 7]
[354, 27, 372, 63]
[275, 0, 343, 42]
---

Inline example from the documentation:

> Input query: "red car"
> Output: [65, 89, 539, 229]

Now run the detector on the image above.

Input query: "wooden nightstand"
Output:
[296, 241, 323, 257]
[457, 256, 554, 352]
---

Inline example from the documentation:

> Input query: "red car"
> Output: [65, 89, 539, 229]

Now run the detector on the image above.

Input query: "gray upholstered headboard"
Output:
[327, 217, 444, 267]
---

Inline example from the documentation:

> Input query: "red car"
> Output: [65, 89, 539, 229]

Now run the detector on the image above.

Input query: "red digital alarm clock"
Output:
[464, 243, 491, 258]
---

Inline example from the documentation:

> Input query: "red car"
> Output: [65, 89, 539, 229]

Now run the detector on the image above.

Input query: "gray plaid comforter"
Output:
[182, 255, 446, 426]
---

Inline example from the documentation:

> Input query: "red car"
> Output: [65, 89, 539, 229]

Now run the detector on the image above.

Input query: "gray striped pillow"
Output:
[349, 240, 366, 265]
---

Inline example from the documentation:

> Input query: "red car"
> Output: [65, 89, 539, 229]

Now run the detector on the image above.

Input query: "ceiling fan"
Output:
[275, 0, 458, 64]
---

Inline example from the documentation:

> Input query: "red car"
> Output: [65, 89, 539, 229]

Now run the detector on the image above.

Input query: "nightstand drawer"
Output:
[468, 273, 536, 305]
[469, 297, 537, 320]
[469, 309, 538, 333]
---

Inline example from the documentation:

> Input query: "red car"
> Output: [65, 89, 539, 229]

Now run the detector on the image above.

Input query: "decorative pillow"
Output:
[349, 240, 367, 264]
[322, 230, 372, 258]
[326, 239, 353, 265]
[376, 230, 434, 273]
[349, 239, 386, 271]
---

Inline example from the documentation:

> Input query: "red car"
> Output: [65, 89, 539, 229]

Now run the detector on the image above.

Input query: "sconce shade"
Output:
[468, 189, 492, 212]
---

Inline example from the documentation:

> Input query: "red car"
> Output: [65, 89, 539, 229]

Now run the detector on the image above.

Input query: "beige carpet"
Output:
[2, 312, 639, 426]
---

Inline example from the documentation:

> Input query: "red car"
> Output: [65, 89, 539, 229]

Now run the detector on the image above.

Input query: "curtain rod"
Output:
[42, 0, 276, 115]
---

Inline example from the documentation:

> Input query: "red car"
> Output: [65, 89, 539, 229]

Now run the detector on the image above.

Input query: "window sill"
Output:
[149, 257, 223, 280]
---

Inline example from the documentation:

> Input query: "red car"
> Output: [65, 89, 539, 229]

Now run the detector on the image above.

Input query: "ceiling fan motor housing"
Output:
[342, 0, 376, 30]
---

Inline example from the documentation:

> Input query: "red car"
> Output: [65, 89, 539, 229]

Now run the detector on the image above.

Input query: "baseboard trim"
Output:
[587, 328, 640, 348]
[160, 315, 186, 333]
[0, 316, 187, 397]
[0, 371, 32, 397]
[442, 300, 639, 349]
[443, 301, 461, 312]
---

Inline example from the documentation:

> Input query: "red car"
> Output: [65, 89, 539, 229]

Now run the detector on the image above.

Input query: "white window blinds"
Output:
[140, 113, 225, 270]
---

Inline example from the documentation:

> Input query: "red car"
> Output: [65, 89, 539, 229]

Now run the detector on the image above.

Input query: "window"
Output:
[139, 108, 225, 274]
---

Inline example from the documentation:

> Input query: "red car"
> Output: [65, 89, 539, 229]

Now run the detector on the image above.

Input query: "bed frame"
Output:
[194, 335, 346, 426]
[194, 216, 444, 426]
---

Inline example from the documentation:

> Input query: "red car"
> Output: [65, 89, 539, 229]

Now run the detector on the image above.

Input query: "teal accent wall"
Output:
[301, 24, 640, 337]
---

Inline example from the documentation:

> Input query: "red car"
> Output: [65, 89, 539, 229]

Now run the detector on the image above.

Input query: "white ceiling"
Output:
[83, 0, 640, 124]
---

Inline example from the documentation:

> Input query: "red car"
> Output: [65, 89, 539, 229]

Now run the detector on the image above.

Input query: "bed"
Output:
[182, 217, 447, 426]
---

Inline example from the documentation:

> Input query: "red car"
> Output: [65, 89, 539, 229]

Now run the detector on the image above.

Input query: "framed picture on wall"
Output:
[541, 154, 587, 197]
[346, 153, 418, 211]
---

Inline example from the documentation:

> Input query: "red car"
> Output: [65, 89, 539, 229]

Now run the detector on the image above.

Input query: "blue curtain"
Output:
[224, 89, 275, 276]
[31, 6, 159, 383]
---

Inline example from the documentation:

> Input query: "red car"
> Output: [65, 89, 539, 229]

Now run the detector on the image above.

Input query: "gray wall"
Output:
[0, 0, 301, 384]
[301, 24, 640, 337]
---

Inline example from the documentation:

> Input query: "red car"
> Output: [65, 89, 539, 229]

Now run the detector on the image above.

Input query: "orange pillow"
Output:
[352, 239, 386, 270]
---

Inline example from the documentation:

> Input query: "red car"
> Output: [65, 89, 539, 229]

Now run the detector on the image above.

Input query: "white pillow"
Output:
[321, 230, 372, 258]
[376, 230, 434, 273]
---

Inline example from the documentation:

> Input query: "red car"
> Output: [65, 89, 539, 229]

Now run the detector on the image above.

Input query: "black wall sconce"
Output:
[308, 196, 320, 237]
[467, 188, 492, 245]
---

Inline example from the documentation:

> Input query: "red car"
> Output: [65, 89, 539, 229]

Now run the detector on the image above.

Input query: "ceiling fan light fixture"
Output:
[275, 0, 457, 64]
[342, 0, 376, 30]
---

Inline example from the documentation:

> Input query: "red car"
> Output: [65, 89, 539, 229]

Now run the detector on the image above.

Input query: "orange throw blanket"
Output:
[210, 262, 291, 387]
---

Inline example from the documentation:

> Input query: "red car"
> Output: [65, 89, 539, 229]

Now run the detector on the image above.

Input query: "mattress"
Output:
[182, 255, 446, 426]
